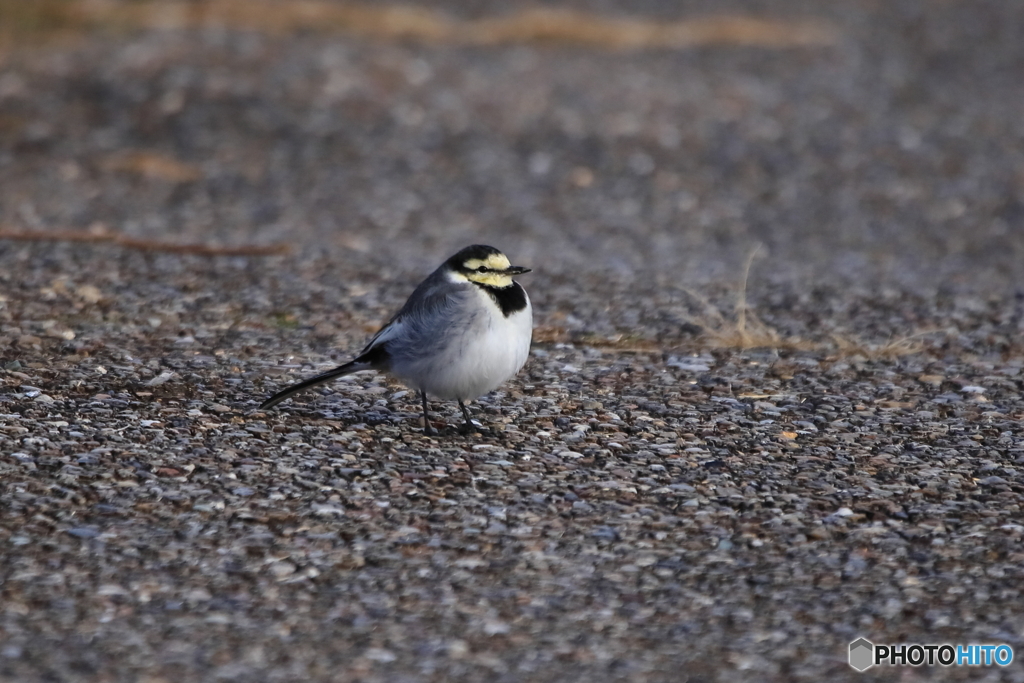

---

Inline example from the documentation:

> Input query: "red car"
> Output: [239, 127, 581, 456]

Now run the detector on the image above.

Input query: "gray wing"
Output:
[359, 271, 471, 356]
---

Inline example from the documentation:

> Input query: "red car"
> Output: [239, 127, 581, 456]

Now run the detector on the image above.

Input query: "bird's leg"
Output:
[420, 391, 434, 436]
[458, 400, 479, 434]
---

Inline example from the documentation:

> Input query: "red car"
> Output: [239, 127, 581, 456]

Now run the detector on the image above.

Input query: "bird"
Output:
[259, 245, 533, 435]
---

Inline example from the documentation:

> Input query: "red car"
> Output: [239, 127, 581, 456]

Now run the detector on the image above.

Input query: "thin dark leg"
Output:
[458, 400, 477, 433]
[420, 391, 434, 436]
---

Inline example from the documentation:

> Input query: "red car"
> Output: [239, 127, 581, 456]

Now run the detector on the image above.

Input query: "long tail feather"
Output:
[259, 361, 367, 410]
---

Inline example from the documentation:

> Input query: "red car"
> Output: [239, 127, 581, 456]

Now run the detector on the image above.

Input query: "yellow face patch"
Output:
[462, 254, 511, 272]
[461, 253, 515, 287]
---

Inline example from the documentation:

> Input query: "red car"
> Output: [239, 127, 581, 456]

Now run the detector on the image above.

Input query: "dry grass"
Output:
[683, 294, 816, 352]
[0, 0, 839, 52]
[537, 245, 933, 358]
[0, 0, 78, 53]
[677, 247, 932, 358]
[684, 299, 931, 358]
[479, 9, 837, 49]
[680, 246, 815, 352]
[829, 332, 930, 360]
[532, 325, 570, 345]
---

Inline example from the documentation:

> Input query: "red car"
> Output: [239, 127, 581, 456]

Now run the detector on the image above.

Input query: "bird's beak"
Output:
[502, 266, 531, 275]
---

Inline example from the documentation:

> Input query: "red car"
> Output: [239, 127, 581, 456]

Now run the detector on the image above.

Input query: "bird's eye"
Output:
[475, 266, 487, 272]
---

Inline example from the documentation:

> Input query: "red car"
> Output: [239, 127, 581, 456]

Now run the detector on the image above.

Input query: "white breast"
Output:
[392, 287, 532, 401]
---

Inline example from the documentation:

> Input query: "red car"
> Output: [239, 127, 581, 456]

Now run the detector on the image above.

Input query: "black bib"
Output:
[479, 281, 528, 317]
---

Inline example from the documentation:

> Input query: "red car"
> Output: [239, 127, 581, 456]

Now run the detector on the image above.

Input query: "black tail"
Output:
[259, 361, 366, 410]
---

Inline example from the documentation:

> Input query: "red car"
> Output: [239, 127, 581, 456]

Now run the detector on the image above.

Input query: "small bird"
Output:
[259, 245, 533, 435]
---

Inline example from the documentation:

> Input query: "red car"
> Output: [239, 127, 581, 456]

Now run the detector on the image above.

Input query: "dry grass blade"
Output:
[101, 151, 202, 183]
[4, 0, 840, 51]
[734, 244, 761, 343]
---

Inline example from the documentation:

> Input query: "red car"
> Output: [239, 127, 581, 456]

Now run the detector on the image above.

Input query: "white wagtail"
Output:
[259, 245, 533, 435]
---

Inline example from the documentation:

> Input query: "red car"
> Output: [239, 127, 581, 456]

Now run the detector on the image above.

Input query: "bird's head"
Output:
[446, 245, 530, 288]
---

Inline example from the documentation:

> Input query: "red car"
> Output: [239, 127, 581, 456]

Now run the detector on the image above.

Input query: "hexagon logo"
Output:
[849, 638, 874, 671]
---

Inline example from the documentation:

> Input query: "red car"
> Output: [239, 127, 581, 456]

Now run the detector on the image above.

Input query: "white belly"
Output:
[391, 292, 532, 401]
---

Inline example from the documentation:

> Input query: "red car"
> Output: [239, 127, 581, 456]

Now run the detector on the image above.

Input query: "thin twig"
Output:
[27, 1, 840, 50]
[0, 228, 290, 256]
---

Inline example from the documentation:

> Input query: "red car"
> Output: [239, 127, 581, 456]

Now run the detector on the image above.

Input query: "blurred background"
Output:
[4, 5, 1024, 682]
[1, 0, 1022, 330]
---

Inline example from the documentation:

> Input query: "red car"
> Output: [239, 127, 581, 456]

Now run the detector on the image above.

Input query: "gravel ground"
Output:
[2, 1, 1024, 682]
